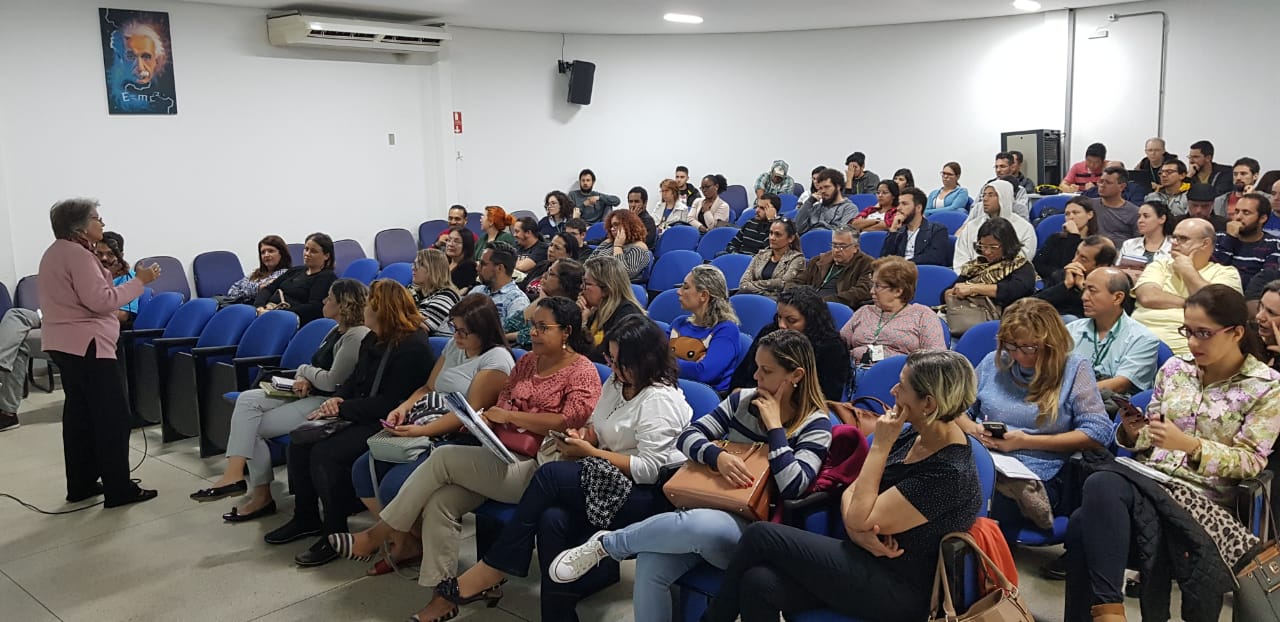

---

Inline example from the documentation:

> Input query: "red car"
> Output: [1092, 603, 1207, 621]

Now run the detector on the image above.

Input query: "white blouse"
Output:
[1120, 236, 1173, 264]
[588, 379, 691, 484]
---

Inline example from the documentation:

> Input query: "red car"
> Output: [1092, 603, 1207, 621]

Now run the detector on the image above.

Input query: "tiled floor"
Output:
[0, 389, 1229, 621]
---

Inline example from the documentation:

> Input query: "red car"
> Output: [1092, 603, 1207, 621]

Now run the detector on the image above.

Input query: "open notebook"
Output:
[444, 392, 518, 465]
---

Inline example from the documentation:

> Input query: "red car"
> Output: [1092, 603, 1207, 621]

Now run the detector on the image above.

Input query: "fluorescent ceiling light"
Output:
[663, 13, 703, 24]
[1012, 0, 1042, 11]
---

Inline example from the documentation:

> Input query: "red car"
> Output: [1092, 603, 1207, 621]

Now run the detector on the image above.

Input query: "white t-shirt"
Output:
[588, 379, 691, 484]
[435, 340, 516, 395]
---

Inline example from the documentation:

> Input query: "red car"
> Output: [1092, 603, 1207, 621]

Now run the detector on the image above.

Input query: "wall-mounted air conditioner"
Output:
[267, 13, 450, 53]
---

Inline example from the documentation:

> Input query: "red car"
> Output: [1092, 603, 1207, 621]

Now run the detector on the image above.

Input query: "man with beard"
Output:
[795, 168, 857, 234]
[1211, 193, 1280, 289]
[882, 187, 951, 266]
[1214, 157, 1272, 219]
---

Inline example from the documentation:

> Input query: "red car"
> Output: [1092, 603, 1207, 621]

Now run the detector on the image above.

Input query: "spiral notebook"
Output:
[443, 392, 517, 465]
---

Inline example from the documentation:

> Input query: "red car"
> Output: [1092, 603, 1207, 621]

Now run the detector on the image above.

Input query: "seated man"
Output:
[626, 186, 658, 248]
[567, 168, 620, 225]
[1068, 267, 1161, 410]
[789, 226, 874, 308]
[795, 168, 857, 234]
[1145, 159, 1191, 217]
[1034, 235, 1117, 318]
[470, 241, 530, 322]
[723, 194, 779, 257]
[433, 205, 478, 245]
[563, 218, 591, 260]
[753, 160, 793, 200]
[512, 217, 549, 275]
[882, 187, 951, 266]
[1212, 192, 1280, 291]
[1214, 157, 1272, 219]
[843, 151, 880, 196]
[1060, 142, 1107, 193]
[1186, 183, 1229, 233]
[1187, 139, 1233, 196]
[1132, 218, 1242, 355]
[1092, 166, 1140, 247]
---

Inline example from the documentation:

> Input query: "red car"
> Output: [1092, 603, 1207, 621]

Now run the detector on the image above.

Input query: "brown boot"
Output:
[1090, 603, 1126, 622]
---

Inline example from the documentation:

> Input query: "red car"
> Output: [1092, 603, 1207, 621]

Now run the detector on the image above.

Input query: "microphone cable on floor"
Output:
[0, 422, 152, 514]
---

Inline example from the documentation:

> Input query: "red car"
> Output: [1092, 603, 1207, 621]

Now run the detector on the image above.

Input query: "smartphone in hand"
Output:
[982, 421, 1008, 439]
[548, 430, 568, 441]
[380, 419, 397, 430]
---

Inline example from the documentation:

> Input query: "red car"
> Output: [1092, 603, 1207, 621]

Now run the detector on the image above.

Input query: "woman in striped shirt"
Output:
[544, 329, 833, 622]
[409, 248, 461, 336]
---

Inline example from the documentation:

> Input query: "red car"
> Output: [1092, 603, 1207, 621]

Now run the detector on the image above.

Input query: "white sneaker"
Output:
[548, 530, 611, 584]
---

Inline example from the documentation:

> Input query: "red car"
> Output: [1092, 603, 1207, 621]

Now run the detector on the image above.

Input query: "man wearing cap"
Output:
[1212, 193, 1280, 292]
[1186, 184, 1228, 233]
[1145, 159, 1191, 217]
[754, 160, 794, 200]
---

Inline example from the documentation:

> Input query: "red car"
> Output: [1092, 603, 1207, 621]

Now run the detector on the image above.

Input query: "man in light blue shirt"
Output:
[470, 241, 529, 322]
[1068, 267, 1162, 400]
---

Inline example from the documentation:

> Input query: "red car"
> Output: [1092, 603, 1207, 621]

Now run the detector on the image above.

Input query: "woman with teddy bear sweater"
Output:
[668, 265, 742, 392]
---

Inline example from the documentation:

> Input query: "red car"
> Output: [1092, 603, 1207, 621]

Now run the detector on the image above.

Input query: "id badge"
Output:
[868, 344, 886, 362]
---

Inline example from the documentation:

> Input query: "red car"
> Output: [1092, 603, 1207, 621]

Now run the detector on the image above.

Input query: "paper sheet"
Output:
[989, 452, 1042, 481]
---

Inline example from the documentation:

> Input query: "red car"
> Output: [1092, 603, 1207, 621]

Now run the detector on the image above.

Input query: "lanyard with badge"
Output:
[861, 308, 901, 366]
[821, 264, 847, 288]
[1091, 315, 1121, 370]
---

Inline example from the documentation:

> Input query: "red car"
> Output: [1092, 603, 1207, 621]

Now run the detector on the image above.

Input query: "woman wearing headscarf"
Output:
[951, 179, 1037, 271]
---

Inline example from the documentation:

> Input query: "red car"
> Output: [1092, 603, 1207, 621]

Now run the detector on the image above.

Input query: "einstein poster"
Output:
[99, 8, 178, 115]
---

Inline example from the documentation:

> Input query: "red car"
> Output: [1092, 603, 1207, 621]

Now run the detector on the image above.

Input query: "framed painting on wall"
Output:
[99, 8, 178, 115]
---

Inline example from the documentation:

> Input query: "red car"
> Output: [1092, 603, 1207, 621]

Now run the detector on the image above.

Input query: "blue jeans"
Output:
[601, 509, 747, 622]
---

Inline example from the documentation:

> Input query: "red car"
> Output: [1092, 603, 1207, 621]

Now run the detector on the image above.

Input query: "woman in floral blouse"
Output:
[222, 235, 291, 304]
[1064, 285, 1280, 622]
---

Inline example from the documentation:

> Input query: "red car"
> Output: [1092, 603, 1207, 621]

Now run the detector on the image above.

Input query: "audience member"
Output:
[850, 180, 899, 232]
[1186, 183, 1228, 232]
[581, 255, 647, 362]
[1214, 157, 1267, 219]
[795, 168, 857, 234]
[892, 168, 914, 190]
[539, 191, 574, 239]
[1145, 159, 1191, 217]
[1136, 137, 1177, 191]
[552, 329, 834, 622]
[693, 174, 731, 232]
[884, 187, 952, 266]
[1006, 150, 1038, 194]
[801, 165, 827, 203]
[470, 241, 530, 323]
[94, 235, 138, 326]
[1093, 167, 1140, 247]
[512, 217, 549, 274]
[1119, 201, 1174, 268]
[1186, 140, 1233, 196]
[723, 194, 778, 257]
[410, 249, 462, 336]
[38, 199, 159, 505]
[434, 206, 478, 246]
[264, 279, 434, 567]
[948, 217, 1038, 314]
[519, 232, 578, 298]
[1133, 218, 1242, 355]
[841, 257, 948, 392]
[254, 232, 338, 324]
[1212, 192, 1280, 290]
[1068, 268, 1161, 401]
[506, 258, 583, 349]
[568, 168, 621, 225]
[193, 279, 371, 520]
[222, 235, 291, 305]
[1034, 235, 1117, 319]
[670, 265, 742, 391]
[1255, 279, 1280, 370]
[986, 155, 1032, 219]
[0, 304, 38, 430]
[702, 350, 981, 621]
[843, 151, 880, 196]
[674, 165, 699, 206]
[952, 180, 1037, 271]
[1061, 142, 1107, 193]
[960, 298, 1110, 547]
[564, 218, 591, 260]
[999, 174, 1032, 221]
[655, 179, 694, 233]
[738, 217, 804, 298]
[754, 160, 794, 200]
[474, 206, 517, 262]
[730, 286, 849, 401]
[1034, 197, 1099, 287]
[925, 161, 970, 214]
[791, 226, 875, 308]
[589, 209, 653, 281]
[1065, 285, 1280, 622]
[442, 226, 479, 292]
[626, 186, 659, 247]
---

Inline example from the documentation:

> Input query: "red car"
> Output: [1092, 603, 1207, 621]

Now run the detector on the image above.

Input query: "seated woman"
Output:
[655, 178, 695, 233]
[539, 191, 575, 239]
[94, 236, 138, 327]
[434, 316, 692, 622]
[702, 350, 982, 621]
[952, 180, 1037, 270]
[254, 232, 338, 324]
[731, 286, 848, 401]
[223, 235, 291, 305]
[263, 279, 434, 567]
[946, 217, 1037, 317]
[1033, 197, 1098, 287]
[841, 257, 949, 393]
[738, 218, 804, 298]
[506, 258, 584, 349]
[548, 329, 834, 622]
[191, 279, 370, 518]
[520, 232, 579, 297]
[350, 294, 515, 575]
[581, 255, 647, 362]
[692, 174, 731, 233]
[850, 180, 899, 232]
[956, 298, 1111, 547]
[589, 209, 653, 281]
[670, 265, 742, 392]
[409, 248, 462, 336]
[1119, 200, 1174, 271]
[1065, 285, 1280, 622]
[322, 297, 601, 606]
[474, 206, 517, 262]
[892, 168, 914, 191]
[926, 161, 970, 215]
[441, 226, 479, 293]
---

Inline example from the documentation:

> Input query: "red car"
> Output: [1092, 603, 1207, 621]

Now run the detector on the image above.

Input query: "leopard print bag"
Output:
[1162, 479, 1258, 572]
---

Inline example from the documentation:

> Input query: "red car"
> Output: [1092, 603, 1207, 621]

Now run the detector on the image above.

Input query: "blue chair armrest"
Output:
[191, 345, 239, 360]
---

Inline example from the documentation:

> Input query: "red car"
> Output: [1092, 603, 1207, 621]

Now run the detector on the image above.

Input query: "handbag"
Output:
[663, 440, 773, 522]
[493, 423, 542, 458]
[834, 396, 890, 433]
[943, 291, 1002, 337]
[288, 342, 392, 447]
[1233, 485, 1280, 621]
[930, 532, 1035, 622]
[366, 430, 435, 464]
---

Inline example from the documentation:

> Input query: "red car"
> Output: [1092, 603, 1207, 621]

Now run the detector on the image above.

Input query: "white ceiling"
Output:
[187, 0, 1125, 34]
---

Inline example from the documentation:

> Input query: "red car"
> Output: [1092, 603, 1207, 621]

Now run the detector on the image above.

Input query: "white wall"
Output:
[0, 0, 445, 287]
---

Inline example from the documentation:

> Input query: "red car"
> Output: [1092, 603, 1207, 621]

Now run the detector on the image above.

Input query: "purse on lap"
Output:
[663, 440, 773, 522]
[943, 291, 1002, 337]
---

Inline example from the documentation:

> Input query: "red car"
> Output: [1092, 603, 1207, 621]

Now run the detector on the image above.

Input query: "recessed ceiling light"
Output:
[663, 13, 703, 24]
[1012, 0, 1042, 11]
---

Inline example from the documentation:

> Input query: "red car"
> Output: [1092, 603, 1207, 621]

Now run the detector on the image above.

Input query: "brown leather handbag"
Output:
[663, 440, 773, 521]
[930, 532, 1034, 622]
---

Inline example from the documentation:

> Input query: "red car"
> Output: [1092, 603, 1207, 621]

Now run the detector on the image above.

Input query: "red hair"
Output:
[485, 206, 515, 230]
[605, 209, 648, 245]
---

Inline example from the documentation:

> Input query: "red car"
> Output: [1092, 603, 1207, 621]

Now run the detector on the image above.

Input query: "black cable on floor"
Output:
[0, 424, 150, 514]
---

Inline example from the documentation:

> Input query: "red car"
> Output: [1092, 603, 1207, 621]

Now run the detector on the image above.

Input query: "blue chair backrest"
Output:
[466, 213, 483, 238]
[510, 210, 536, 221]
[137, 256, 190, 300]
[800, 229, 832, 259]
[15, 275, 39, 311]
[235, 310, 298, 358]
[711, 254, 752, 290]
[730, 294, 778, 337]
[969, 435, 996, 518]
[1156, 342, 1174, 369]
[418, 220, 450, 248]
[735, 208, 756, 227]
[429, 336, 450, 359]
[195, 304, 256, 348]
[648, 250, 702, 292]
[859, 231, 887, 259]
[779, 194, 799, 212]
[1032, 195, 1072, 221]
[939, 316, 952, 348]
[826, 301, 853, 329]
[375, 228, 418, 267]
[342, 258, 380, 285]
[287, 243, 305, 265]
[792, 182, 805, 197]
[721, 185, 749, 220]
[595, 362, 611, 384]
[1036, 214, 1066, 247]
[930, 210, 968, 235]
[279, 318, 338, 369]
[192, 251, 245, 299]
[333, 239, 367, 276]
[735, 331, 753, 371]
[1130, 389, 1154, 413]
[655, 226, 701, 256]
[162, 298, 218, 339]
[512, 348, 528, 361]
[856, 355, 906, 409]
[955, 320, 1001, 367]
[698, 227, 739, 261]
[586, 222, 607, 242]
[377, 262, 414, 286]
[137, 287, 154, 311]
[647, 289, 688, 324]
[134, 292, 183, 331]
[678, 379, 721, 420]
[652, 319, 670, 334]
[914, 265, 959, 306]
[630, 284, 648, 306]
[849, 194, 877, 210]
[0, 282, 10, 316]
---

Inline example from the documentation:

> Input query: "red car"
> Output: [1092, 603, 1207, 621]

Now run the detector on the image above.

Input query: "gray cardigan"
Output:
[295, 325, 371, 393]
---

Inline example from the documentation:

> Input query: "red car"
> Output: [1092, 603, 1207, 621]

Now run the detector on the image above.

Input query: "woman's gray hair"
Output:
[688, 264, 739, 327]
[49, 198, 99, 241]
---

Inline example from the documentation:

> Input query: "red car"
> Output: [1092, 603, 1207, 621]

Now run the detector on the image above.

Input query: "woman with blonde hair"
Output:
[670, 264, 741, 391]
[958, 297, 1110, 548]
[581, 255, 646, 362]
[655, 178, 694, 232]
[474, 206, 516, 261]
[410, 248, 461, 336]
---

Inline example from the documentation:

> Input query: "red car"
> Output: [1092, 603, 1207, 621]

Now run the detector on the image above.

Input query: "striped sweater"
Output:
[676, 389, 832, 500]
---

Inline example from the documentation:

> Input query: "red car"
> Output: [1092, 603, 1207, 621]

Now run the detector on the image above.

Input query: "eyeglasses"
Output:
[1177, 325, 1237, 340]
[452, 324, 472, 337]
[771, 217, 793, 224]
[973, 242, 1002, 252]
[529, 322, 564, 334]
[870, 282, 893, 291]
[1000, 341, 1041, 355]
[831, 242, 856, 251]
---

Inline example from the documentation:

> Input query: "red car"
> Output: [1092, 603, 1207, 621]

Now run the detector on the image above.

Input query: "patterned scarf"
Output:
[580, 456, 634, 529]
[958, 253, 1027, 285]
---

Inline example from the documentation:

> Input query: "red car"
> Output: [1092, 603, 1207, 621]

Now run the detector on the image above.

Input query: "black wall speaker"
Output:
[566, 60, 596, 105]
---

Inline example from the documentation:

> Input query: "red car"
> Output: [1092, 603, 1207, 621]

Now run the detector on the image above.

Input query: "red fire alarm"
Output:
[452, 111, 463, 134]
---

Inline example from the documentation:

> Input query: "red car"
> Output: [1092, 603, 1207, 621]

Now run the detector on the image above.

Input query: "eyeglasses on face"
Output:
[974, 242, 1002, 252]
[831, 242, 855, 251]
[1000, 340, 1041, 355]
[1177, 325, 1237, 340]
[452, 324, 472, 337]
[529, 322, 564, 334]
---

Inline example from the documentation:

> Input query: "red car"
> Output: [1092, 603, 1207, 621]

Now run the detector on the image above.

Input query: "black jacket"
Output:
[337, 330, 434, 427]
[253, 267, 336, 324]
[1033, 232, 1082, 288]
[1033, 282, 1085, 318]
[883, 220, 952, 267]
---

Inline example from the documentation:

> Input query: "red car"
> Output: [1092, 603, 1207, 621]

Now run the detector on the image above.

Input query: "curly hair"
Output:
[545, 190, 574, 218]
[550, 258, 585, 300]
[776, 286, 839, 345]
[534, 296, 593, 355]
[604, 209, 649, 247]
[368, 279, 423, 345]
[329, 278, 368, 328]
